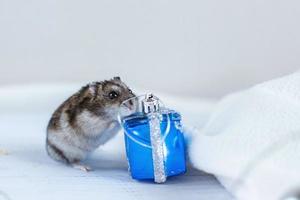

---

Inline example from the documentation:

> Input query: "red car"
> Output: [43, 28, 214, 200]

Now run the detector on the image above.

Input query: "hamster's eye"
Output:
[108, 91, 119, 100]
[128, 89, 133, 94]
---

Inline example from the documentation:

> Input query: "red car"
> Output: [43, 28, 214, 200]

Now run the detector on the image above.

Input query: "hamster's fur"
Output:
[46, 77, 135, 171]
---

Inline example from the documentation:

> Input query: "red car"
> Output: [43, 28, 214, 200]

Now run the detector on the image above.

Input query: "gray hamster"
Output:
[46, 77, 135, 171]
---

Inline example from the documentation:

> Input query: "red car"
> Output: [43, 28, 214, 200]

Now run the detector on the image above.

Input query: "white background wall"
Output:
[0, 0, 299, 97]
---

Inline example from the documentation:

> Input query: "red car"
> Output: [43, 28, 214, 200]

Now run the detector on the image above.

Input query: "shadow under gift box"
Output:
[122, 110, 187, 181]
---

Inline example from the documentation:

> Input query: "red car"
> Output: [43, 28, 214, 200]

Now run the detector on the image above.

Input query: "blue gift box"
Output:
[120, 94, 186, 183]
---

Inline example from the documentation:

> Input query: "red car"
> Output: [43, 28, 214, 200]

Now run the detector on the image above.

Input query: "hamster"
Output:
[46, 77, 135, 171]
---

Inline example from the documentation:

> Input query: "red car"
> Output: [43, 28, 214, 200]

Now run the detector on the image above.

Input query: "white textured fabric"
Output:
[190, 71, 300, 200]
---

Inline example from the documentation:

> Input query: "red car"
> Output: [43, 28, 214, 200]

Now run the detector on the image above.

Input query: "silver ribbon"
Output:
[148, 112, 166, 183]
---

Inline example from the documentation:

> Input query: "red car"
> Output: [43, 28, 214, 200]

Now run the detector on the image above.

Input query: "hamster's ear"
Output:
[88, 83, 97, 96]
[113, 76, 121, 81]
